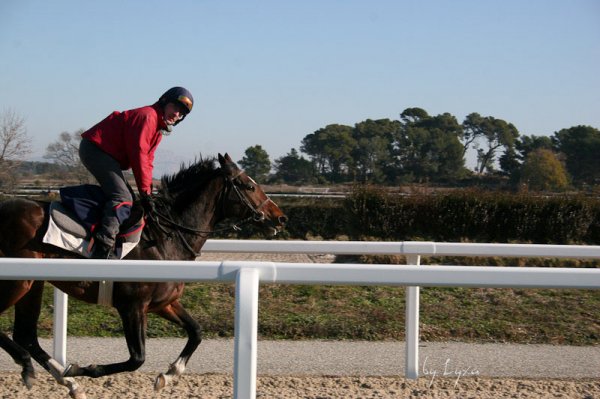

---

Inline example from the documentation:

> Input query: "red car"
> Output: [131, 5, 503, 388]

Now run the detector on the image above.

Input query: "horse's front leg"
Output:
[152, 300, 202, 391]
[64, 303, 147, 378]
[13, 281, 87, 399]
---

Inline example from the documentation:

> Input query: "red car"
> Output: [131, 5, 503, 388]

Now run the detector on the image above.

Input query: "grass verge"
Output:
[0, 281, 598, 345]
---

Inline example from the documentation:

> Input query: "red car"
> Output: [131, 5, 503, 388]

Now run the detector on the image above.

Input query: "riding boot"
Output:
[91, 202, 121, 260]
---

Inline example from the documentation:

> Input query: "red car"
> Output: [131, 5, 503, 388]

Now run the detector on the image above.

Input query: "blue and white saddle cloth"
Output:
[42, 184, 144, 259]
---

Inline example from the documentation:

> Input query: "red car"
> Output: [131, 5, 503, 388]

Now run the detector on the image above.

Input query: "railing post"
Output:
[52, 287, 68, 366]
[405, 254, 421, 379]
[233, 267, 260, 399]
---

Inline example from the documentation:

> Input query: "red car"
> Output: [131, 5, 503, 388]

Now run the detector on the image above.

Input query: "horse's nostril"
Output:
[278, 215, 288, 224]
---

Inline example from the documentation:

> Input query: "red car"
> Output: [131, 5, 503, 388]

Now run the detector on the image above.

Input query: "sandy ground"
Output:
[0, 372, 598, 399]
[1, 338, 597, 398]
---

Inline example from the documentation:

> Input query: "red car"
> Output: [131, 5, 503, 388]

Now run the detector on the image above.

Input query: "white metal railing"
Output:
[0, 240, 598, 399]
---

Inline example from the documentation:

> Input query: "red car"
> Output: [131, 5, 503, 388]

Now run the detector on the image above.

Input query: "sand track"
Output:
[0, 372, 598, 399]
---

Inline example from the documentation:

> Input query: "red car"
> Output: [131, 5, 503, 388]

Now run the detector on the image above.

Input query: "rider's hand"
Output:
[140, 193, 157, 215]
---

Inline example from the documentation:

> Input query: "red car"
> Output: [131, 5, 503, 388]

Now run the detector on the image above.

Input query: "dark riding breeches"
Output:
[79, 138, 133, 248]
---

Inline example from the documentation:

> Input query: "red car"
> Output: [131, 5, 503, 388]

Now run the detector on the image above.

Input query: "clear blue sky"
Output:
[1, 0, 599, 176]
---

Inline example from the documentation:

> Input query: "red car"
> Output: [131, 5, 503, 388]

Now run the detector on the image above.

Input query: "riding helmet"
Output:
[158, 86, 194, 125]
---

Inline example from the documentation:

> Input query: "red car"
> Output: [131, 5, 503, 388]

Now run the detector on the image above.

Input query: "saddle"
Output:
[42, 184, 145, 259]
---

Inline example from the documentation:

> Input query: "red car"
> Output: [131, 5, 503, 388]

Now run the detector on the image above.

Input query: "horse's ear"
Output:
[218, 153, 236, 169]
[218, 153, 236, 176]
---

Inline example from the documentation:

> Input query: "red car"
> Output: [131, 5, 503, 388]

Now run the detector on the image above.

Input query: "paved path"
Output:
[0, 338, 597, 378]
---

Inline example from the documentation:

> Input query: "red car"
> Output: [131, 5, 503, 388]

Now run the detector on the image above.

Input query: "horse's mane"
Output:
[158, 156, 221, 209]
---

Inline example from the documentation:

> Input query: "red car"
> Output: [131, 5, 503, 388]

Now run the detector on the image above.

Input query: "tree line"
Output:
[240, 107, 599, 191]
[2, 107, 599, 191]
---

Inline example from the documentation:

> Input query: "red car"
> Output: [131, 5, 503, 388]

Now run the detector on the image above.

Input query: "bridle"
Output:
[146, 169, 277, 257]
[223, 170, 276, 223]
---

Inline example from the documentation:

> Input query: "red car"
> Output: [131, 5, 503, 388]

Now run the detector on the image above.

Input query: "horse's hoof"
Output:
[154, 373, 166, 392]
[69, 388, 87, 399]
[21, 370, 35, 389]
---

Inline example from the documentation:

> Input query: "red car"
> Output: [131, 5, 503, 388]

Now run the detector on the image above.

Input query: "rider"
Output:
[79, 86, 194, 259]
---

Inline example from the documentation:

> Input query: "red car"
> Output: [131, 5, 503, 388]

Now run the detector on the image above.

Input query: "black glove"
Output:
[140, 193, 157, 215]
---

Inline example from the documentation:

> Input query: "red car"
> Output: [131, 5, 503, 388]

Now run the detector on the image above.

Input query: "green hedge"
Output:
[277, 187, 600, 244]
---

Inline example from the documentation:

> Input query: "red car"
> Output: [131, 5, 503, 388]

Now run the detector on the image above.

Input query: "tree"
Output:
[44, 129, 91, 183]
[499, 147, 520, 179]
[0, 109, 31, 188]
[300, 124, 356, 183]
[462, 113, 519, 174]
[393, 111, 465, 182]
[520, 148, 569, 191]
[552, 125, 600, 185]
[515, 134, 554, 162]
[238, 145, 271, 182]
[500, 134, 555, 183]
[351, 119, 398, 183]
[399, 107, 429, 124]
[273, 148, 316, 184]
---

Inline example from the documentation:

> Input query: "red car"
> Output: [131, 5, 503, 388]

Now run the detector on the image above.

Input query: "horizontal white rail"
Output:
[202, 239, 600, 258]
[1, 258, 598, 288]
[2, 240, 600, 399]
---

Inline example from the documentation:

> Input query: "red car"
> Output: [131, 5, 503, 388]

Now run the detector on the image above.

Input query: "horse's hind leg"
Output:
[13, 281, 87, 399]
[0, 331, 36, 389]
[0, 280, 37, 389]
[153, 300, 202, 391]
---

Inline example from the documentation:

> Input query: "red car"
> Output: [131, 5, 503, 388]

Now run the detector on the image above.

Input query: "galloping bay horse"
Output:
[0, 153, 287, 399]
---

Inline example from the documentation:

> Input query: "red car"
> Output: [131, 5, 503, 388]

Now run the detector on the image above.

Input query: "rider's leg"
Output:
[79, 139, 133, 258]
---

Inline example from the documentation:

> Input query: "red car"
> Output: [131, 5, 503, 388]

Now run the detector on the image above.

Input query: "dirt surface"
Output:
[0, 372, 598, 399]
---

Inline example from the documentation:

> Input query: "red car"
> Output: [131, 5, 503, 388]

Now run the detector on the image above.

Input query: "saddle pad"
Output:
[43, 201, 143, 259]
[51, 202, 88, 239]
[60, 184, 105, 231]
[43, 202, 90, 255]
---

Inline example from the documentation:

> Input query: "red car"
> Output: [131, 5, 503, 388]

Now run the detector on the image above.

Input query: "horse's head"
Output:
[218, 153, 287, 236]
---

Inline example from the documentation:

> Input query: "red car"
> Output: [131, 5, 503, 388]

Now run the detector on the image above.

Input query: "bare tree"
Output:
[0, 109, 32, 189]
[44, 129, 92, 183]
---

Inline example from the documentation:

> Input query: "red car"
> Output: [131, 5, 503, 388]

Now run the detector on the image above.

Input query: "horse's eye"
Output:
[246, 184, 255, 192]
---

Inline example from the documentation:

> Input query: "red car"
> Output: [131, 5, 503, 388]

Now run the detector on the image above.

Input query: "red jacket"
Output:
[82, 104, 167, 195]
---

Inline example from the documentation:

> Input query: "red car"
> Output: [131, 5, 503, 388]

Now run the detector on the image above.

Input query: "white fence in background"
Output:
[1, 240, 600, 399]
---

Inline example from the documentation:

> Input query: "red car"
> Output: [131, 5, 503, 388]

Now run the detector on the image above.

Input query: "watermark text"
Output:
[422, 356, 480, 388]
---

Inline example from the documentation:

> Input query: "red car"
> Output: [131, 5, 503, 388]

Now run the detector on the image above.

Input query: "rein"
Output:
[146, 172, 273, 257]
